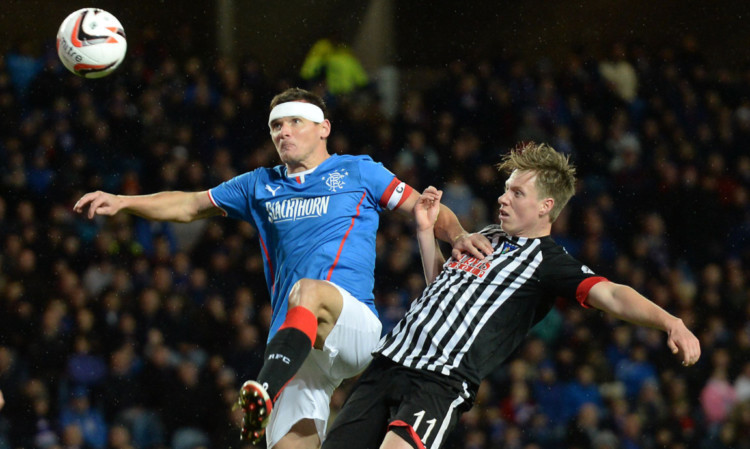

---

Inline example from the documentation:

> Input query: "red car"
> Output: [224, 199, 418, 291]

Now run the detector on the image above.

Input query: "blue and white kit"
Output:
[208, 153, 412, 341]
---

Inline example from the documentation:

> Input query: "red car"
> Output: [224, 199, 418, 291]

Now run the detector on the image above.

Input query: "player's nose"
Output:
[274, 120, 292, 137]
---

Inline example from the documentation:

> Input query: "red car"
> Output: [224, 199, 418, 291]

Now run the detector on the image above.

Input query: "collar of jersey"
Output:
[285, 164, 318, 178]
[284, 154, 336, 178]
[501, 233, 530, 246]
[508, 235, 529, 245]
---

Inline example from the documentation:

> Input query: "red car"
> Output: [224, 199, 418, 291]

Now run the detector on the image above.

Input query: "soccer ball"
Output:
[56, 8, 127, 78]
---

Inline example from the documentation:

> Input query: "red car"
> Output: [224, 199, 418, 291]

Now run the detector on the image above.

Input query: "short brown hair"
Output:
[269, 87, 328, 118]
[497, 142, 576, 222]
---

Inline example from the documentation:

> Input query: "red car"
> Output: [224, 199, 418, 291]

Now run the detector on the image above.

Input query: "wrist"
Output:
[451, 232, 469, 246]
[114, 194, 129, 213]
[665, 316, 684, 333]
[417, 224, 435, 234]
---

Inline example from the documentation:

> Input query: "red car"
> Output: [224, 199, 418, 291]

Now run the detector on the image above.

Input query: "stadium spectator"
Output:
[300, 35, 369, 96]
[614, 344, 658, 400]
[564, 364, 606, 424]
[59, 387, 107, 449]
[61, 422, 94, 449]
[700, 348, 738, 430]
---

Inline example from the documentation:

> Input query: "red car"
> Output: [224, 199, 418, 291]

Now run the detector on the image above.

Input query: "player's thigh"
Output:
[381, 431, 416, 449]
[390, 377, 472, 449]
[323, 285, 382, 379]
[273, 419, 319, 449]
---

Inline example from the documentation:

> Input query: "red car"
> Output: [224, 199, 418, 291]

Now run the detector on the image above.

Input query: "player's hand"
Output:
[666, 319, 701, 367]
[0, 389, 5, 411]
[451, 233, 493, 261]
[74, 191, 123, 219]
[415, 186, 442, 232]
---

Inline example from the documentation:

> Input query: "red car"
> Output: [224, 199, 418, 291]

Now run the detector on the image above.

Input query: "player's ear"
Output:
[539, 198, 554, 217]
[319, 119, 331, 139]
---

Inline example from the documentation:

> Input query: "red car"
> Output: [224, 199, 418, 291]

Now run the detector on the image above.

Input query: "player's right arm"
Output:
[74, 190, 221, 223]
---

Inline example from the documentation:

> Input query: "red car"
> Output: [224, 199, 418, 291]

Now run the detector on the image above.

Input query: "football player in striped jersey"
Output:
[323, 142, 700, 449]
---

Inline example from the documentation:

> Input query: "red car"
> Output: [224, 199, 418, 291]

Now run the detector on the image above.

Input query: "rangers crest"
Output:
[323, 169, 349, 192]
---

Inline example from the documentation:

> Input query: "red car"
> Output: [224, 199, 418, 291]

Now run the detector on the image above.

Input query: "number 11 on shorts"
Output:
[412, 410, 437, 442]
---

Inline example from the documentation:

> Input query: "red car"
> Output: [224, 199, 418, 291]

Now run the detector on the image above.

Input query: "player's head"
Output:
[496, 142, 576, 236]
[268, 88, 331, 170]
[268, 88, 329, 133]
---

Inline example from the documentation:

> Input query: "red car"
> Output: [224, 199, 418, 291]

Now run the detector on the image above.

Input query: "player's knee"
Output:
[288, 278, 324, 310]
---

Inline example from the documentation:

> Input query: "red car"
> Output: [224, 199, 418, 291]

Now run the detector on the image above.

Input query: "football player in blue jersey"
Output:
[74, 87, 492, 449]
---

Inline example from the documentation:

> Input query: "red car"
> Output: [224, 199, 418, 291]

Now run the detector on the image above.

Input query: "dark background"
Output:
[2, 2, 750, 448]
[3, 0, 750, 77]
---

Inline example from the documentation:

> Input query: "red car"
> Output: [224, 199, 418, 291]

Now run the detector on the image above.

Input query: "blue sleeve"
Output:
[356, 156, 401, 209]
[209, 171, 257, 222]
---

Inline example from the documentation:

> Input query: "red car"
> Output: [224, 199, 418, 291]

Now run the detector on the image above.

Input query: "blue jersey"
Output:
[208, 154, 413, 340]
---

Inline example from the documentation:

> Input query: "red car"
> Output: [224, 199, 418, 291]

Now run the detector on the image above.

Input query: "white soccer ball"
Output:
[56, 8, 127, 79]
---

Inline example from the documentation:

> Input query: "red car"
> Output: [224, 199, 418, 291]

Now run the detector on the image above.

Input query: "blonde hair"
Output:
[497, 142, 576, 222]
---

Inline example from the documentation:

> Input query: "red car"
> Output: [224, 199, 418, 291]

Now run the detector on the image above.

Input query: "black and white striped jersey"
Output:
[375, 224, 605, 388]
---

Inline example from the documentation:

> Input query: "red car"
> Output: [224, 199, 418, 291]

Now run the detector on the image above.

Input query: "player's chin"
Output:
[499, 221, 513, 234]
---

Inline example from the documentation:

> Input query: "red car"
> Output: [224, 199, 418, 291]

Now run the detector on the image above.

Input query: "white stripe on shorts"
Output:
[430, 394, 466, 449]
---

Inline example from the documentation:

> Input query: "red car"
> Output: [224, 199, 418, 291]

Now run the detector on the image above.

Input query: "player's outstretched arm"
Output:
[74, 190, 221, 223]
[414, 186, 445, 284]
[586, 281, 701, 366]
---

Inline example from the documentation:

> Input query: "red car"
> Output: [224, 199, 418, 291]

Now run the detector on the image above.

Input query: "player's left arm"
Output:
[585, 281, 701, 366]
[397, 189, 492, 260]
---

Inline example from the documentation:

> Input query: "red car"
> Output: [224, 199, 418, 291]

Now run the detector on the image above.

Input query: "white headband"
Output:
[268, 102, 325, 127]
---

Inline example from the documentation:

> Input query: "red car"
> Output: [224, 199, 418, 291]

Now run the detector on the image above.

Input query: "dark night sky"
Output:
[3, 0, 750, 76]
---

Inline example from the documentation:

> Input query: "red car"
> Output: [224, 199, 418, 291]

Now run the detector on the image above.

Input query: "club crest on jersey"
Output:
[500, 241, 519, 255]
[322, 169, 348, 192]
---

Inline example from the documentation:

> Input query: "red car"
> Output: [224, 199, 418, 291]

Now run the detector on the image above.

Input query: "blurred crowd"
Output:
[1, 28, 750, 449]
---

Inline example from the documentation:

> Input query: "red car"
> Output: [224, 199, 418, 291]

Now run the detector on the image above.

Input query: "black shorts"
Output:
[323, 356, 474, 449]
